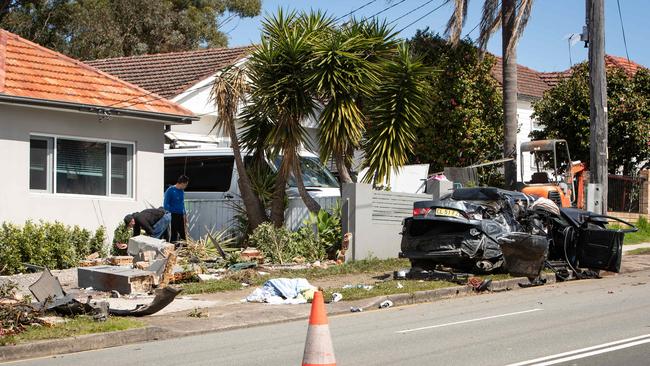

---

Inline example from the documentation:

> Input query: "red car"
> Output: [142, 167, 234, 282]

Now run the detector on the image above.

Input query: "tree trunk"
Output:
[292, 161, 322, 213]
[270, 154, 291, 227]
[502, 0, 519, 190]
[335, 151, 353, 184]
[228, 124, 268, 230]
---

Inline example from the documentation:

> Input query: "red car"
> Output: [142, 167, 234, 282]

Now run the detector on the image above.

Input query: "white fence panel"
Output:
[185, 196, 340, 240]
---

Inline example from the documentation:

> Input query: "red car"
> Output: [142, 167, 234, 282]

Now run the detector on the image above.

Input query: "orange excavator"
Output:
[519, 139, 587, 209]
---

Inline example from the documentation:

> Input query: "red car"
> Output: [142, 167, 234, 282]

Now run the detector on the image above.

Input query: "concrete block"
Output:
[78, 266, 155, 294]
[108, 256, 134, 266]
[127, 235, 173, 259]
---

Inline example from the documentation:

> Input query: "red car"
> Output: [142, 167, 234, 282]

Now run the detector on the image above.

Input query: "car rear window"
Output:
[165, 156, 234, 192]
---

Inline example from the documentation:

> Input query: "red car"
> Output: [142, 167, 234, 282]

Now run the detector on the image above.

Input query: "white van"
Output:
[163, 134, 340, 200]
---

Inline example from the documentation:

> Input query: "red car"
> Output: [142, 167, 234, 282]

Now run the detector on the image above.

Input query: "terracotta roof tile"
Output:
[605, 55, 645, 75]
[87, 46, 253, 99]
[490, 56, 553, 98]
[0, 29, 193, 118]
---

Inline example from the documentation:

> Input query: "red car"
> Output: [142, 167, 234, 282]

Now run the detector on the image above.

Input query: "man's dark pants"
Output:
[170, 213, 186, 242]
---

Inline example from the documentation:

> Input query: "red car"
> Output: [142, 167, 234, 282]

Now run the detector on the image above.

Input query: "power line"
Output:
[396, 1, 446, 33]
[388, 0, 437, 25]
[335, 0, 379, 21]
[616, 0, 631, 63]
[367, 0, 408, 20]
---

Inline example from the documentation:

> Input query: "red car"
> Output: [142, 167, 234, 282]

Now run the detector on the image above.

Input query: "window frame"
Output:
[29, 133, 136, 199]
[29, 136, 54, 193]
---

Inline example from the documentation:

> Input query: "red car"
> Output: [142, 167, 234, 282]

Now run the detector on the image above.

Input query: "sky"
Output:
[223, 0, 649, 72]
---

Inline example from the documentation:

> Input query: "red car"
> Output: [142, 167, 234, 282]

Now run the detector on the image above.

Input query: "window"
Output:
[29, 137, 53, 191]
[164, 156, 234, 192]
[29, 135, 134, 197]
[111, 144, 133, 196]
[274, 156, 339, 189]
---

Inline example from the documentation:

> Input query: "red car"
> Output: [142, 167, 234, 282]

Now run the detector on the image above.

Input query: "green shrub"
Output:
[111, 222, 132, 256]
[0, 220, 107, 275]
[248, 223, 326, 264]
[303, 205, 343, 258]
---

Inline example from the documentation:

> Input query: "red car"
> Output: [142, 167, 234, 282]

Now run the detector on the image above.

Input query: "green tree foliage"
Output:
[0, 0, 261, 60]
[531, 63, 650, 175]
[407, 31, 503, 176]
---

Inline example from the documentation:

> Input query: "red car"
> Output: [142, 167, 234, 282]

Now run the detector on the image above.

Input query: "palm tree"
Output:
[209, 65, 268, 230]
[445, 0, 534, 189]
[246, 10, 330, 225]
[310, 18, 398, 184]
[362, 43, 431, 185]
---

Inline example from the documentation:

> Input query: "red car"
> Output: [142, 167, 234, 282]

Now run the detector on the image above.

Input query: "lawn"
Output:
[0, 316, 144, 346]
[181, 258, 410, 295]
[627, 247, 650, 255]
[323, 274, 512, 301]
[612, 217, 650, 245]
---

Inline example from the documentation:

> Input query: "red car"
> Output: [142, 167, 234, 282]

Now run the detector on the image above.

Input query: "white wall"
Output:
[516, 98, 542, 182]
[0, 104, 166, 242]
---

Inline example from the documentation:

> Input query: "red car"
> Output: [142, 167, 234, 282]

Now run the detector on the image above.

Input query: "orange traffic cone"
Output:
[302, 291, 336, 366]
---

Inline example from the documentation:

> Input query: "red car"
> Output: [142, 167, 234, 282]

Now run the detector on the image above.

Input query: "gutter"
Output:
[0, 94, 198, 124]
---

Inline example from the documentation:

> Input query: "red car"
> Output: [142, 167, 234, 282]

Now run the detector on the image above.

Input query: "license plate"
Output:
[435, 208, 461, 218]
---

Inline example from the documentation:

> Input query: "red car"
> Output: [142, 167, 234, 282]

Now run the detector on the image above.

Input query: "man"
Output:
[164, 175, 189, 242]
[123, 208, 171, 240]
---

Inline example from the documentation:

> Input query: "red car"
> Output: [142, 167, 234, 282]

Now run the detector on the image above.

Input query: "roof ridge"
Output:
[87, 44, 255, 63]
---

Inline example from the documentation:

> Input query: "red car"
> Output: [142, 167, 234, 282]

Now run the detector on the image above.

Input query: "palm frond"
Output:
[507, 0, 534, 55]
[444, 0, 469, 46]
[361, 43, 431, 185]
[477, 0, 501, 52]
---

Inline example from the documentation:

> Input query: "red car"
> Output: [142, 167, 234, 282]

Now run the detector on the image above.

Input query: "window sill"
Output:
[29, 191, 136, 202]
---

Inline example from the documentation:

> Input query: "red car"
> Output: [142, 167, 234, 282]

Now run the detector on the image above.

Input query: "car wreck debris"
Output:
[28, 268, 181, 318]
[400, 187, 637, 282]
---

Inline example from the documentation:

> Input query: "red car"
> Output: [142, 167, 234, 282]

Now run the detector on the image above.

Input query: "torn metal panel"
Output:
[108, 287, 181, 317]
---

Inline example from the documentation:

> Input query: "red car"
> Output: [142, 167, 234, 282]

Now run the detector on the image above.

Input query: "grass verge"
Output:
[0, 316, 144, 346]
[627, 247, 650, 255]
[323, 274, 513, 302]
[612, 217, 650, 245]
[181, 258, 410, 295]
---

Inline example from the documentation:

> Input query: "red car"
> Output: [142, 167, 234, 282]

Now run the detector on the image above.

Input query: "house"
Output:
[0, 30, 197, 240]
[88, 47, 321, 156]
[88, 46, 644, 183]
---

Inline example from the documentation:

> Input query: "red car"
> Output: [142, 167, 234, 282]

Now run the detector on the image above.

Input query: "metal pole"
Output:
[587, 0, 608, 214]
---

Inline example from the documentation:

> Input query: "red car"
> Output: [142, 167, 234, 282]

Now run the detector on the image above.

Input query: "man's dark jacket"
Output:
[133, 208, 165, 236]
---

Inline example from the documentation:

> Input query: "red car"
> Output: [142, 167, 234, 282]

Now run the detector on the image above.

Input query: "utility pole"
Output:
[584, 0, 608, 214]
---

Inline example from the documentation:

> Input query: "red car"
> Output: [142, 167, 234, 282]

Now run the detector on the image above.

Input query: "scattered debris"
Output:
[467, 277, 492, 292]
[396, 282, 404, 289]
[110, 290, 120, 298]
[197, 274, 223, 282]
[342, 284, 374, 291]
[240, 248, 264, 262]
[108, 287, 182, 317]
[187, 308, 208, 318]
[108, 256, 135, 267]
[246, 278, 317, 305]
[379, 300, 393, 309]
[331, 293, 343, 303]
[78, 266, 155, 295]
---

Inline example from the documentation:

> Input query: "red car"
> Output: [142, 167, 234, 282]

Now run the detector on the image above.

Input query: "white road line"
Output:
[505, 334, 650, 366]
[396, 308, 543, 334]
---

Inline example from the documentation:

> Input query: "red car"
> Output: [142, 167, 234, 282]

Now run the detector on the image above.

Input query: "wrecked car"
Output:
[400, 187, 636, 280]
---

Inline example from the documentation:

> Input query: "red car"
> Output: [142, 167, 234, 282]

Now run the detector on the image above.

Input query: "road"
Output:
[5, 270, 650, 366]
